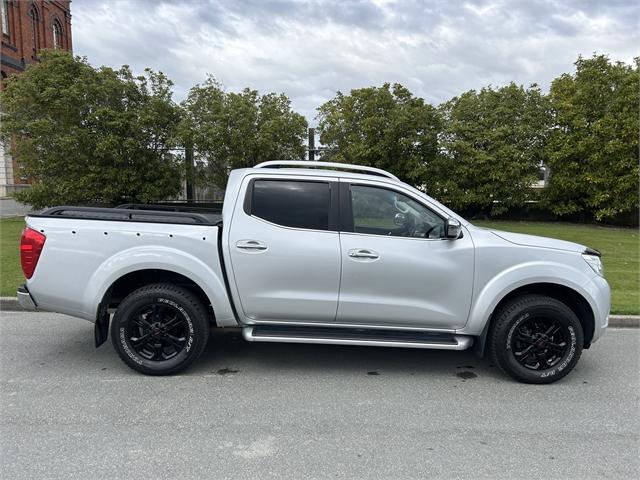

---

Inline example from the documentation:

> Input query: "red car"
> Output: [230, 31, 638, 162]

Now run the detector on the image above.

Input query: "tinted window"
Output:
[252, 180, 330, 230]
[350, 185, 445, 239]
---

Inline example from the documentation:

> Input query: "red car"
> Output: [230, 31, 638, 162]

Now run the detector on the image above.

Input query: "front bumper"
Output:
[587, 275, 611, 344]
[17, 284, 37, 310]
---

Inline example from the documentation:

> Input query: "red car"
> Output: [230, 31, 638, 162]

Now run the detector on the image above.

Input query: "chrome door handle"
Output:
[348, 249, 379, 259]
[236, 240, 268, 251]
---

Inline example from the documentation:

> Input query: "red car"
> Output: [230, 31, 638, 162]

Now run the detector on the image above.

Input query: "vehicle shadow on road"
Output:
[26, 320, 498, 381]
[186, 328, 505, 381]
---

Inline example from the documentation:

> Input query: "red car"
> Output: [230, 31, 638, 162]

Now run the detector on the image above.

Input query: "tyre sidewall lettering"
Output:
[156, 297, 195, 353]
[556, 326, 576, 373]
[533, 323, 575, 380]
[119, 327, 143, 365]
[505, 312, 530, 351]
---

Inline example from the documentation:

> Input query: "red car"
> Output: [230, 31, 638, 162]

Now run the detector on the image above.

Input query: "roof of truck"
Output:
[227, 161, 468, 225]
[247, 167, 404, 184]
[251, 160, 400, 182]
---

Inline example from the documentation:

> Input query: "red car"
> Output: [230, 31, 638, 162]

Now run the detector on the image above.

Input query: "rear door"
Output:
[227, 175, 341, 323]
[337, 180, 474, 329]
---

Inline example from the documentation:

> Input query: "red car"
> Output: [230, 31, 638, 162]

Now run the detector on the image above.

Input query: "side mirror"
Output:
[445, 218, 462, 239]
[394, 213, 406, 226]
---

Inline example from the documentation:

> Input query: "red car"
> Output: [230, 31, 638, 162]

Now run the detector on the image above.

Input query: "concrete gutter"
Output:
[1, 296, 638, 328]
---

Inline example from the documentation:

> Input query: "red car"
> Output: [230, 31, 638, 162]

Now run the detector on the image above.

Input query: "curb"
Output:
[608, 315, 640, 328]
[1, 297, 21, 311]
[1, 296, 638, 327]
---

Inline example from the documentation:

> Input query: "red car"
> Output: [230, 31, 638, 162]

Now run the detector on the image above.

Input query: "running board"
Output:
[242, 325, 473, 350]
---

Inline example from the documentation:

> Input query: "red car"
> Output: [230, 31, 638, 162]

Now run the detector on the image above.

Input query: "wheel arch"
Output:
[100, 269, 216, 324]
[473, 282, 595, 357]
[81, 243, 238, 329]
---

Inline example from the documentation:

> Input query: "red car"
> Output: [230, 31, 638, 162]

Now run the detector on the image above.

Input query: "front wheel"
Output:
[110, 283, 210, 375]
[490, 294, 583, 384]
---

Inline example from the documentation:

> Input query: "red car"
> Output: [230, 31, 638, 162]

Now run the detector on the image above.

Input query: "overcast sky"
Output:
[73, 0, 638, 122]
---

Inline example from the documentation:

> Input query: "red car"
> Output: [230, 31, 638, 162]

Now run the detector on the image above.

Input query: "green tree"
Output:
[433, 83, 551, 215]
[544, 55, 639, 220]
[0, 50, 183, 209]
[316, 83, 440, 185]
[180, 77, 308, 188]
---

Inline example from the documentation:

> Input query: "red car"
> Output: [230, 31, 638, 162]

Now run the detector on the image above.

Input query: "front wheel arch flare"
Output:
[475, 283, 595, 357]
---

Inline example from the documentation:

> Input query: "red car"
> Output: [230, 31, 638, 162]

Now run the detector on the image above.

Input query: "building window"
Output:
[52, 19, 62, 49]
[1, 1, 9, 36]
[29, 6, 39, 55]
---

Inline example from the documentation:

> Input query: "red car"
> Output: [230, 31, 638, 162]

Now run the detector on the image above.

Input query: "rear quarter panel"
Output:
[24, 217, 236, 325]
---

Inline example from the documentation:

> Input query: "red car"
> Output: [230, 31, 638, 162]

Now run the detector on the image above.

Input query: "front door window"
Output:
[349, 185, 445, 239]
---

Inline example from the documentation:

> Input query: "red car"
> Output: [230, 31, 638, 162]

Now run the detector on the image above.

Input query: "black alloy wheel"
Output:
[510, 316, 570, 371]
[127, 302, 190, 361]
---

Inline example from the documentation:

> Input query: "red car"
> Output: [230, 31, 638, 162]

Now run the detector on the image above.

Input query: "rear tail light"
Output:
[20, 227, 46, 279]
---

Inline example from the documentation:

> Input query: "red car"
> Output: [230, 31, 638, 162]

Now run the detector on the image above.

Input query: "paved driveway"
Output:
[1, 312, 638, 479]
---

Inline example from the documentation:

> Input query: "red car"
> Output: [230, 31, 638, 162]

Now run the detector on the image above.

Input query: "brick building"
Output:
[0, 0, 72, 196]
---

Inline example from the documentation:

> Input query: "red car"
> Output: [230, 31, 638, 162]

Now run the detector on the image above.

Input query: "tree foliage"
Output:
[2, 50, 636, 222]
[544, 55, 639, 220]
[316, 83, 440, 185]
[433, 83, 551, 214]
[180, 77, 308, 188]
[0, 50, 183, 208]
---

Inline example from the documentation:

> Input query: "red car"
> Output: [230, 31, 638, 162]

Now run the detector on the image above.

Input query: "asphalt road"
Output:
[1, 312, 638, 479]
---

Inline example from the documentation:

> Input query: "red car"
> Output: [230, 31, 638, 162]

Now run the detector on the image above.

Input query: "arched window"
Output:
[1, 0, 9, 36]
[52, 19, 62, 49]
[29, 6, 39, 55]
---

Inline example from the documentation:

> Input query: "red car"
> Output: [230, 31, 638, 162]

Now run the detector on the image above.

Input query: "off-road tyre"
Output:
[110, 283, 210, 375]
[490, 294, 583, 384]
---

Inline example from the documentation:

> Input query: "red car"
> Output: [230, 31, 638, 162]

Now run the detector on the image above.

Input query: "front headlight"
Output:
[582, 253, 604, 276]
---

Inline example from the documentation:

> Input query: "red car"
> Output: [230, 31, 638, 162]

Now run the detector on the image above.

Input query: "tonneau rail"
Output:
[30, 206, 222, 225]
[115, 202, 223, 213]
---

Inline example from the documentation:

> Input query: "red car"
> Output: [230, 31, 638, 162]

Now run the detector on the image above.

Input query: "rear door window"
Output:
[251, 180, 331, 231]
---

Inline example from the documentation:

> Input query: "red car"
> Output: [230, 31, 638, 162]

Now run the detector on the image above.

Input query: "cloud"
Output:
[72, 0, 639, 121]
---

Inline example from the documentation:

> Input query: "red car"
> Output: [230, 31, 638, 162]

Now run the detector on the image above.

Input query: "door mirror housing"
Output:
[394, 213, 407, 226]
[445, 218, 462, 239]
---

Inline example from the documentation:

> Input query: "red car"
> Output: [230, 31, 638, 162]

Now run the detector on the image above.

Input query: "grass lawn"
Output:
[474, 220, 639, 315]
[1, 217, 26, 297]
[1, 217, 638, 314]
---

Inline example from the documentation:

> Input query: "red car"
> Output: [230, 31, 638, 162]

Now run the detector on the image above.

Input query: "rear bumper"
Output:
[16, 285, 37, 310]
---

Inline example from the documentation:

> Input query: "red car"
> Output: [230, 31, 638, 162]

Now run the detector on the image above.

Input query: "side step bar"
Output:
[243, 325, 473, 350]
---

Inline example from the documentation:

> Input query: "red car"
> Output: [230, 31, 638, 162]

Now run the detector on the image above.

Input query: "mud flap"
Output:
[473, 317, 492, 358]
[94, 302, 110, 347]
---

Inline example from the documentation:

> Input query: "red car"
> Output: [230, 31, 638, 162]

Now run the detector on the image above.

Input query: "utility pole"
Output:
[185, 143, 194, 203]
[308, 127, 315, 162]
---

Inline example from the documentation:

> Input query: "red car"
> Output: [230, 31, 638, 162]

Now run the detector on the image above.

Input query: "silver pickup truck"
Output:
[17, 161, 610, 383]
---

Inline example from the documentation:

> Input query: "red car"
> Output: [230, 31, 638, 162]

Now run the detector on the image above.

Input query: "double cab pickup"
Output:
[17, 161, 610, 383]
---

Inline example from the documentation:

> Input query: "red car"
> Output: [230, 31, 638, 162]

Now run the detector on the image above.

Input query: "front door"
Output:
[228, 176, 341, 323]
[337, 182, 474, 329]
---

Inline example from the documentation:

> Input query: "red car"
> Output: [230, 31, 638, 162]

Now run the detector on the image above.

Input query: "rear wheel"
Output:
[110, 283, 210, 375]
[490, 294, 583, 384]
